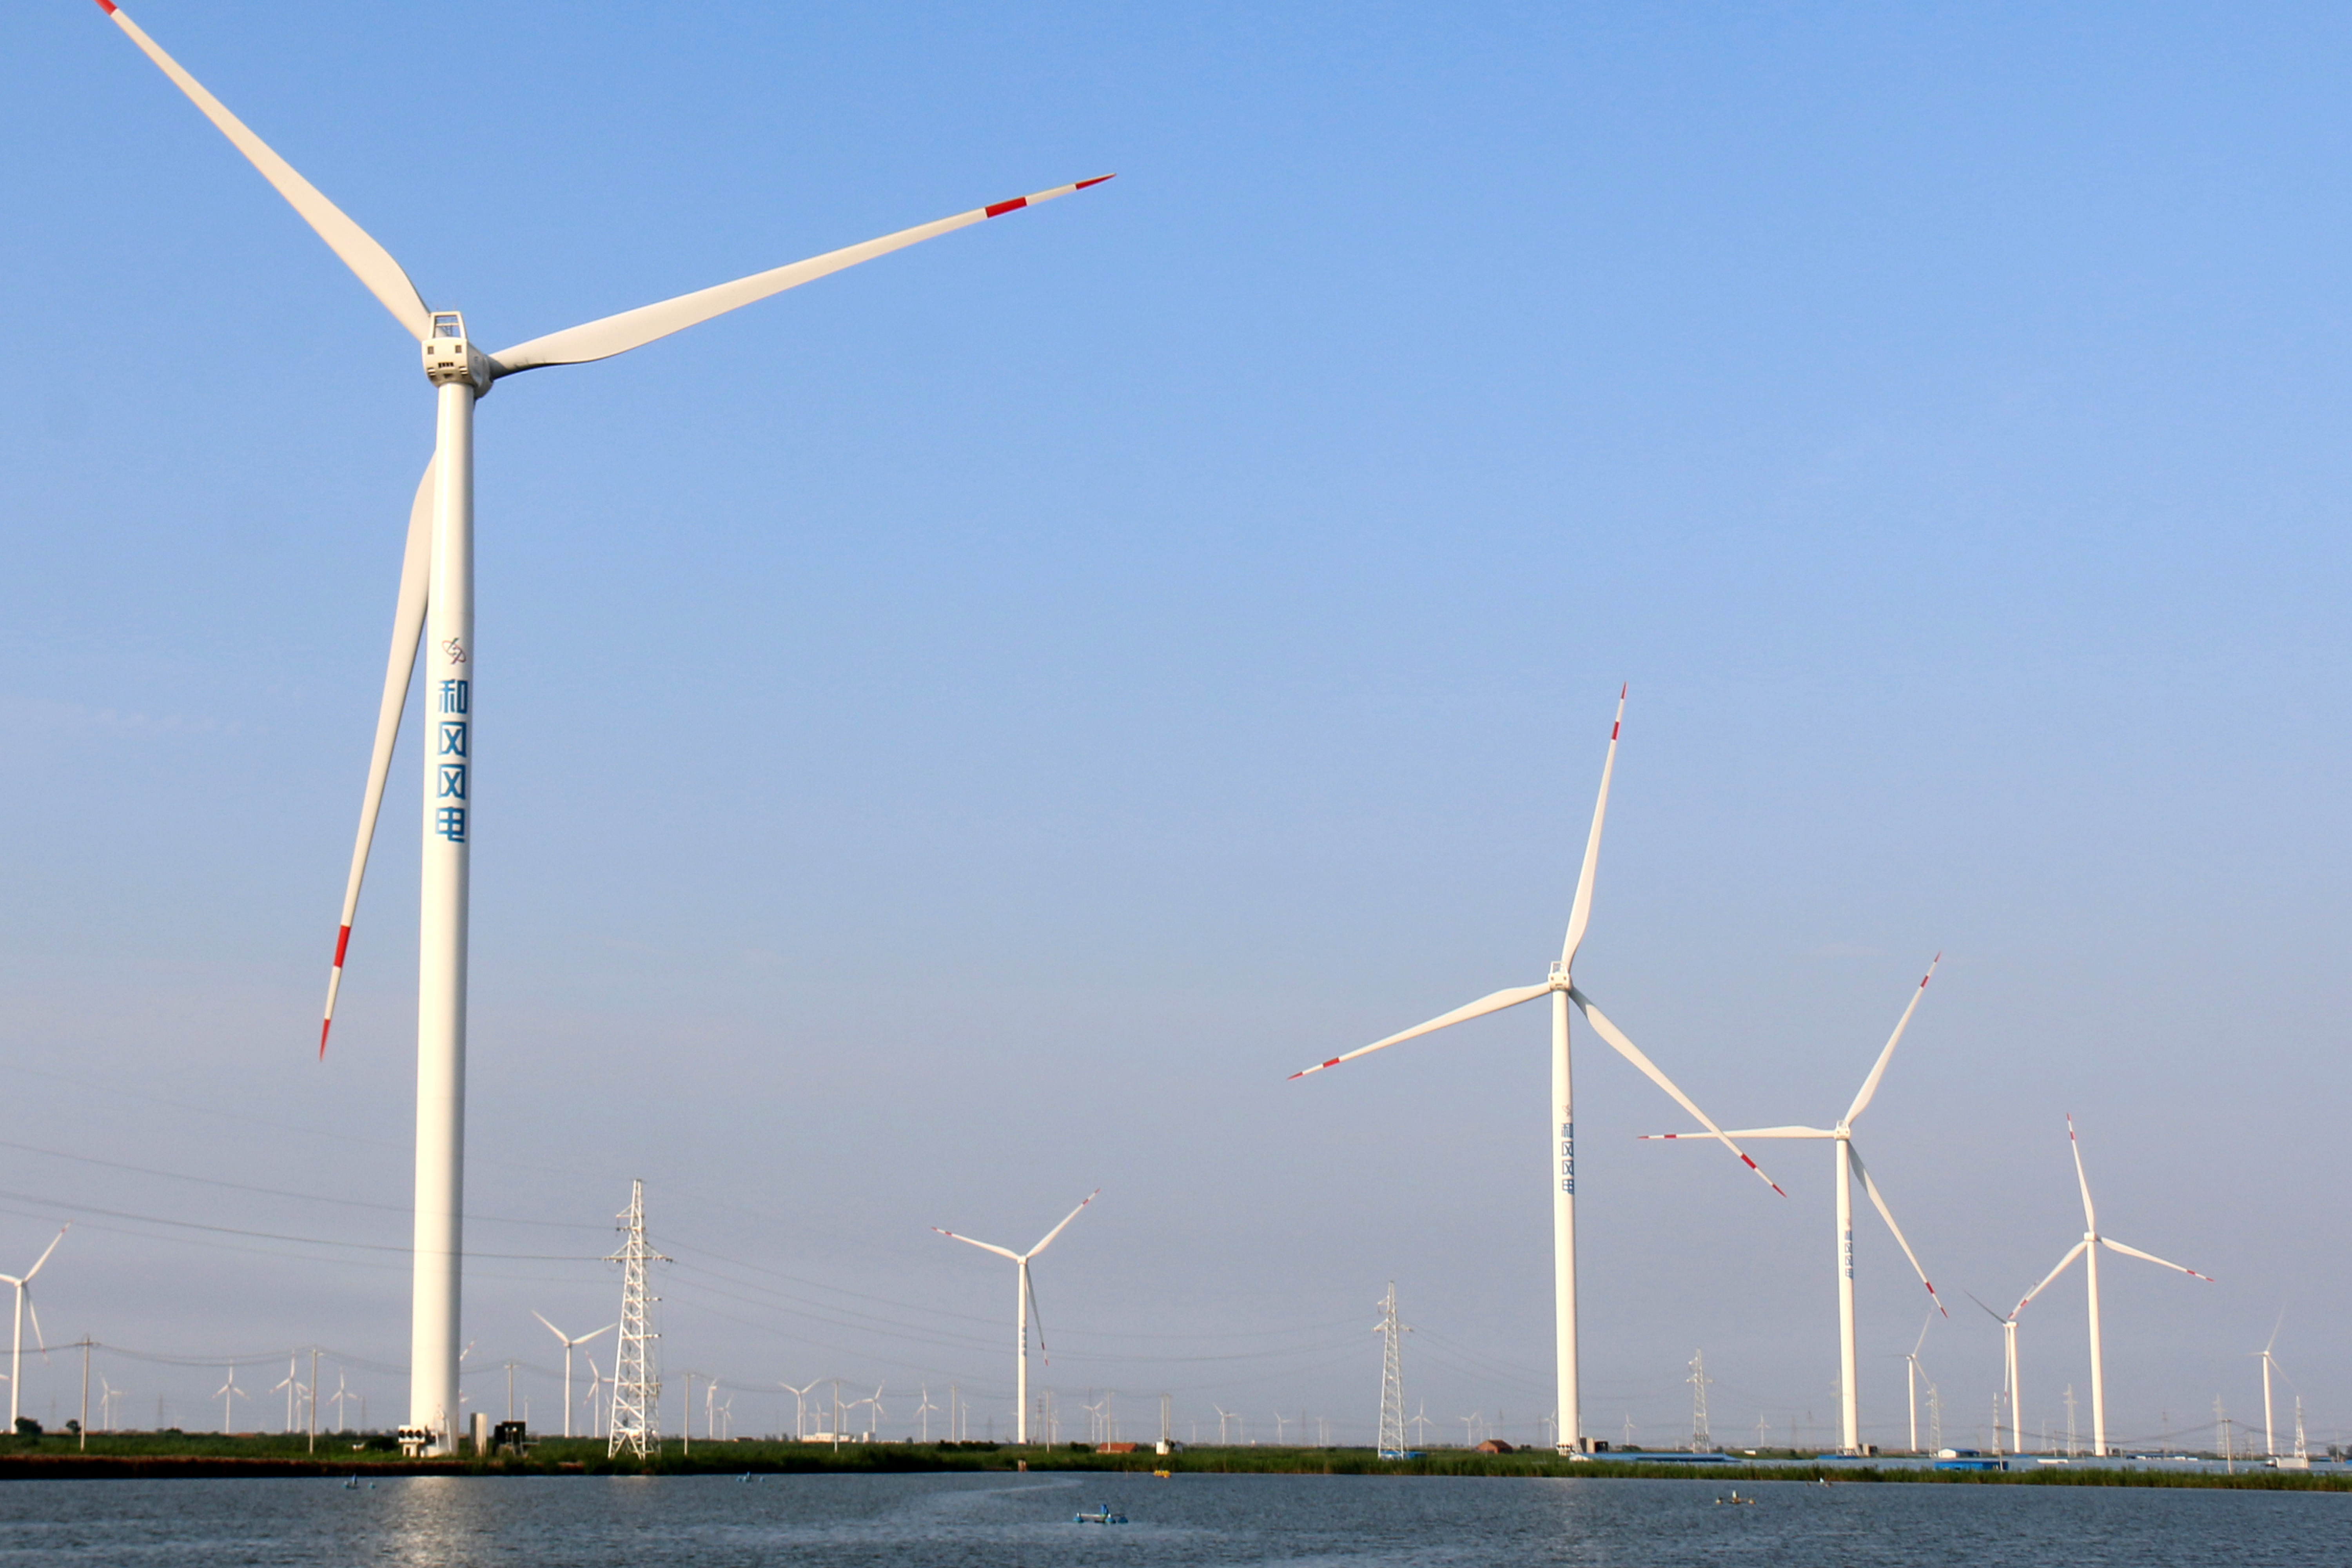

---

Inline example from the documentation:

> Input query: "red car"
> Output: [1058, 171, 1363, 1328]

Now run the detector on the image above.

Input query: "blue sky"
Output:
[2, 0, 2347, 1450]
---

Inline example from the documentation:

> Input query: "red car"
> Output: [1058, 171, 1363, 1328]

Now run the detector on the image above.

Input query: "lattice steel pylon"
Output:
[1686, 1350, 1713, 1452]
[1376, 1282, 1408, 1457]
[607, 1179, 666, 1458]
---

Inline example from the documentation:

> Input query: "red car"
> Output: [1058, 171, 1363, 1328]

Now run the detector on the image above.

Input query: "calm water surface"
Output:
[0, 1471, 2342, 1566]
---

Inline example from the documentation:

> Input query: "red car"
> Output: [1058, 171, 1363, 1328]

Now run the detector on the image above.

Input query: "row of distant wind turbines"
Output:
[58, 3, 2235, 1463]
[1285, 690, 2217, 1458]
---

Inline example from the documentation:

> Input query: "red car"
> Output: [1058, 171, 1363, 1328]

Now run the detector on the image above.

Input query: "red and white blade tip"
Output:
[1924, 1281, 1949, 1317]
[91, 0, 120, 13]
[1736, 1151, 1787, 1197]
[1288, 1056, 1344, 1082]
[985, 174, 1115, 219]
[318, 923, 354, 1060]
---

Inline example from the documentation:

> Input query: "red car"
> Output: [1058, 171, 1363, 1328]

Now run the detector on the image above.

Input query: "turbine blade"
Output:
[488, 174, 1116, 376]
[1842, 954, 1940, 1126]
[931, 1227, 1020, 1263]
[1289, 983, 1551, 1080]
[22, 1225, 67, 1283]
[2066, 1114, 2097, 1230]
[1568, 987, 1784, 1194]
[2100, 1236, 2215, 1282]
[1559, 686, 1626, 971]
[92, 4, 432, 340]
[1848, 1141, 1946, 1315]
[1025, 1261, 1051, 1365]
[532, 1310, 568, 1346]
[582, 1323, 617, 1343]
[1962, 1290, 2009, 1325]
[25, 1293, 45, 1359]
[1027, 1189, 1100, 1258]
[321, 458, 433, 1058]
[1640, 1126, 1832, 1140]
[2016, 1240, 2089, 1314]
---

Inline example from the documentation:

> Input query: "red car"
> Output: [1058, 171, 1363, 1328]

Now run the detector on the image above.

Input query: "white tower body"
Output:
[1549, 990, 1578, 1450]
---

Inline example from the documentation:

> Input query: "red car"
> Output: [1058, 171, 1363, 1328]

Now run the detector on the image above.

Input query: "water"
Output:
[0, 1470, 2341, 1566]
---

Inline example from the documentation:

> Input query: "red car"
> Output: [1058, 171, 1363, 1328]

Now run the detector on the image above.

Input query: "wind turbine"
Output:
[584, 1355, 610, 1441]
[2254, 1312, 2288, 1459]
[531, 1312, 616, 1440]
[83, 3, 1112, 1456]
[1963, 1293, 2022, 1455]
[215, 1366, 249, 1434]
[916, 1385, 942, 1443]
[270, 1355, 304, 1434]
[329, 1370, 356, 1433]
[781, 1380, 819, 1442]
[1641, 958, 1946, 1454]
[933, 1189, 1098, 1443]
[2014, 1115, 2213, 1457]
[1899, 1313, 1940, 1454]
[1287, 691, 1780, 1452]
[1, 1226, 66, 1433]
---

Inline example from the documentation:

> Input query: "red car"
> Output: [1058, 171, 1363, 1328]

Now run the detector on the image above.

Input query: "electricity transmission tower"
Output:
[1686, 1351, 1713, 1452]
[1376, 1282, 1408, 1457]
[607, 1179, 666, 1458]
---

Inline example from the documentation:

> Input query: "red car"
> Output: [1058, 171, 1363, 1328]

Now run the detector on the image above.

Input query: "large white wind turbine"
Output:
[532, 1312, 616, 1441]
[1287, 691, 1782, 1454]
[85, 3, 1112, 1455]
[1641, 958, 1946, 1454]
[1, 1226, 67, 1433]
[932, 1189, 1098, 1444]
[2014, 1115, 2212, 1457]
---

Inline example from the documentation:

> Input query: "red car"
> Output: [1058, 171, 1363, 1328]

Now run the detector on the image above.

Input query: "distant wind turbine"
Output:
[2, 1226, 66, 1433]
[215, 1366, 249, 1434]
[1964, 1294, 2022, 1455]
[2254, 1312, 2289, 1459]
[933, 1190, 1098, 1443]
[1642, 957, 1947, 1453]
[1289, 691, 1780, 1452]
[83, 1, 1112, 1454]
[2014, 1116, 2212, 1457]
[531, 1312, 616, 1440]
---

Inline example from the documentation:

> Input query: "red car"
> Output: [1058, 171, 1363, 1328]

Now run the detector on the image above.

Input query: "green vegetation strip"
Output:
[1, 1436, 2345, 1489]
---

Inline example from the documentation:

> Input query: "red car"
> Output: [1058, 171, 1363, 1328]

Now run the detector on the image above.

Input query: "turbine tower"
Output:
[83, 4, 1111, 1455]
[2014, 1116, 2212, 1457]
[1289, 691, 1780, 1452]
[1641, 958, 1947, 1453]
[931, 1190, 1098, 1443]
[606, 1180, 666, 1459]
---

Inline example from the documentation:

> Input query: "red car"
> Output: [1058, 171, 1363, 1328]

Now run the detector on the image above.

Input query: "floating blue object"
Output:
[1073, 1503, 1129, 1525]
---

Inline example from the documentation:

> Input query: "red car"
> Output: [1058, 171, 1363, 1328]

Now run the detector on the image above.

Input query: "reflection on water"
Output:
[0, 1470, 2342, 1566]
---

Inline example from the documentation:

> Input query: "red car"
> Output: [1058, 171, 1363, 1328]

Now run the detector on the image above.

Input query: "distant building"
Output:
[1475, 1440, 1515, 1454]
[1098, 1442, 1138, 1454]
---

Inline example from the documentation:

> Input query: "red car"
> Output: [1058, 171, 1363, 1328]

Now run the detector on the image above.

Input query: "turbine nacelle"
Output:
[422, 312, 494, 396]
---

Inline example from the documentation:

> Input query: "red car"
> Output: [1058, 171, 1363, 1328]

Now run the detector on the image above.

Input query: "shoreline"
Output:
[2, 1443, 2346, 1489]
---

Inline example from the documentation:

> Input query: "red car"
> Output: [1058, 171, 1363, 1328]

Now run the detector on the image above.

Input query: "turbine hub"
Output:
[1548, 960, 1570, 989]
[423, 311, 494, 396]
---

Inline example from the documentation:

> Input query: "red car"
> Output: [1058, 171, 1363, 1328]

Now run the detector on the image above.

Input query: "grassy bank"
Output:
[3, 1434, 2347, 1490]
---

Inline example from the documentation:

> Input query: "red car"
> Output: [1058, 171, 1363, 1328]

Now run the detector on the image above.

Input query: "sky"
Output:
[2, 0, 2348, 1453]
